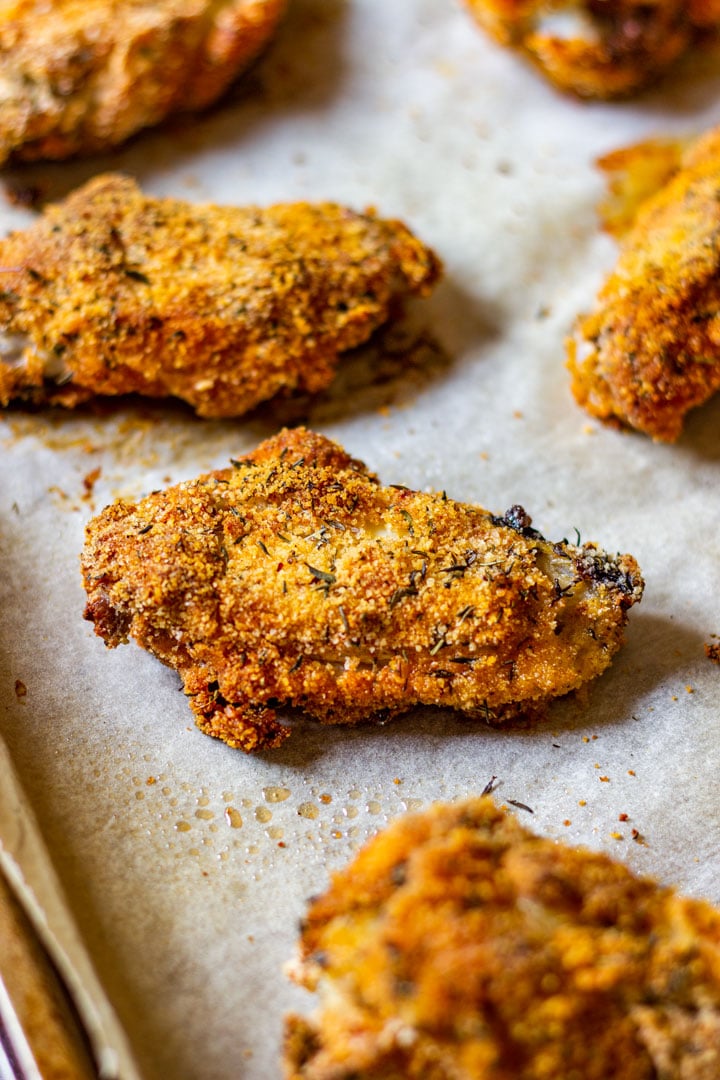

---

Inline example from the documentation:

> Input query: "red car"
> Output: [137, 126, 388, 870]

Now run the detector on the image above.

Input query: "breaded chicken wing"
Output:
[285, 797, 720, 1080]
[465, 0, 720, 99]
[0, 174, 441, 416]
[569, 126, 720, 441]
[81, 428, 643, 752]
[0, 0, 286, 164]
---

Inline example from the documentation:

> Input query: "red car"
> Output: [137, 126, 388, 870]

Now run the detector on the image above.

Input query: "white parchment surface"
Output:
[2, 3, 720, 1078]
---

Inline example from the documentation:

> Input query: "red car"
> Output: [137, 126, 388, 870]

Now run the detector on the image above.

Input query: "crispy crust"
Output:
[0, 0, 287, 164]
[465, 0, 720, 99]
[285, 797, 720, 1080]
[0, 174, 441, 417]
[569, 125, 720, 441]
[81, 428, 642, 752]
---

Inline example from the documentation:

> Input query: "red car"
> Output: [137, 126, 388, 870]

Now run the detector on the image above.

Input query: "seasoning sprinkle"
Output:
[123, 268, 151, 284]
[389, 586, 419, 609]
[306, 564, 336, 586]
[399, 509, 415, 536]
[481, 775, 498, 796]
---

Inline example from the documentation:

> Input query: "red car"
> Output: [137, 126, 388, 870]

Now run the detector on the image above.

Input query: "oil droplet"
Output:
[404, 798, 423, 812]
[175, 820, 192, 832]
[195, 809, 214, 821]
[268, 826, 284, 840]
[319, 793, 332, 804]
[225, 807, 243, 829]
[197, 795, 210, 807]
[255, 806, 272, 824]
[161, 787, 171, 796]
[188, 848, 200, 857]
[134, 791, 145, 801]
[169, 798, 178, 807]
[218, 851, 229, 862]
[209, 824, 219, 833]
[263, 786, 291, 803]
[242, 798, 252, 809]
[222, 791, 233, 803]
[367, 801, 382, 815]
[345, 805, 359, 819]
[246, 844, 259, 855]
[348, 789, 361, 800]
[132, 776, 142, 786]
[298, 802, 319, 820]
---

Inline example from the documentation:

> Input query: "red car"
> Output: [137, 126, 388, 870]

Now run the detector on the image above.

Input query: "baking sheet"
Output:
[2, 2, 720, 1077]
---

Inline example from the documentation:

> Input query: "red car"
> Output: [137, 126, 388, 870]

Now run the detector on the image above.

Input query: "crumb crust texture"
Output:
[0, 0, 287, 163]
[285, 797, 720, 1080]
[465, 0, 720, 99]
[0, 174, 441, 417]
[570, 126, 720, 441]
[82, 428, 643, 752]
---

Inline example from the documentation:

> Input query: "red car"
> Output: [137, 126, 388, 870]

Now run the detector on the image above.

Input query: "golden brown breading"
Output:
[595, 137, 687, 239]
[0, 174, 441, 416]
[81, 428, 643, 752]
[285, 797, 720, 1080]
[0, 0, 287, 164]
[569, 125, 720, 442]
[464, 0, 720, 99]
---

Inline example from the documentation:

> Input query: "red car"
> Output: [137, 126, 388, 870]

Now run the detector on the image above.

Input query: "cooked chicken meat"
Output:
[285, 797, 720, 1080]
[81, 428, 643, 752]
[569, 125, 720, 441]
[465, 0, 720, 99]
[0, 0, 287, 164]
[0, 174, 441, 416]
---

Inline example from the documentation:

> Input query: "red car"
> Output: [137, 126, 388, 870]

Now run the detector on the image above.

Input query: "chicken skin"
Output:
[465, 0, 720, 99]
[0, 174, 441, 416]
[81, 428, 643, 752]
[285, 797, 720, 1080]
[0, 0, 287, 164]
[569, 125, 720, 442]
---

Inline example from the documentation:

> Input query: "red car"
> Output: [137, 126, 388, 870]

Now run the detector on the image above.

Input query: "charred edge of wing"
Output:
[490, 504, 542, 540]
[575, 549, 643, 604]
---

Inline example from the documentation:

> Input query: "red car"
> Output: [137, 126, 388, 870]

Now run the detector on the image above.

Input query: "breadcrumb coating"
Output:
[569, 125, 720, 441]
[0, 0, 287, 164]
[285, 797, 720, 1080]
[0, 174, 441, 416]
[81, 428, 642, 752]
[465, 0, 720, 99]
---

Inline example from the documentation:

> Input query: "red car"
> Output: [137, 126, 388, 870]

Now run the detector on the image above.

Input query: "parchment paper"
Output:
[1, 3, 720, 1078]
